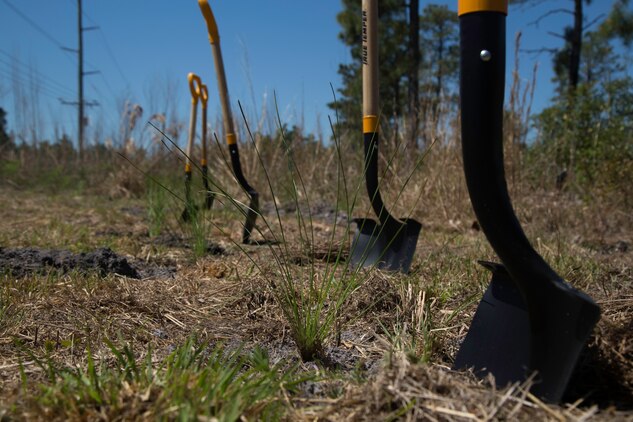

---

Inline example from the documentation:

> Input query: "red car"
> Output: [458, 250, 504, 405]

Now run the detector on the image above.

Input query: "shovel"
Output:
[349, 0, 421, 273]
[198, 0, 259, 244]
[181, 72, 202, 222]
[199, 83, 215, 210]
[452, 0, 600, 402]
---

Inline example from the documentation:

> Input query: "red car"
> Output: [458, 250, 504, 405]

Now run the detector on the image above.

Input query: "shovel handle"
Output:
[200, 84, 209, 166]
[198, 1, 236, 144]
[458, 0, 507, 16]
[188, 72, 202, 104]
[200, 83, 209, 107]
[198, 0, 220, 44]
[361, 0, 397, 225]
[185, 73, 202, 172]
[361, 0, 378, 117]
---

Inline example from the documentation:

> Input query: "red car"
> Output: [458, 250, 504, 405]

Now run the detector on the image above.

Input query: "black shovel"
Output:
[198, 0, 259, 244]
[349, 0, 421, 273]
[181, 72, 202, 222]
[452, 0, 600, 403]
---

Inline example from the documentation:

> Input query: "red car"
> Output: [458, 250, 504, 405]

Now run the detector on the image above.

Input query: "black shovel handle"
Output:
[362, 0, 399, 227]
[460, 6, 563, 307]
[363, 124, 398, 226]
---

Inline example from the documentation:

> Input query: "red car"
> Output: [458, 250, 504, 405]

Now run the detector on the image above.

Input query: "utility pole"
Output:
[60, 0, 99, 162]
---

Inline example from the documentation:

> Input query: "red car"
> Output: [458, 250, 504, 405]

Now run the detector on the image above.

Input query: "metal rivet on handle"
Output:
[480, 50, 492, 62]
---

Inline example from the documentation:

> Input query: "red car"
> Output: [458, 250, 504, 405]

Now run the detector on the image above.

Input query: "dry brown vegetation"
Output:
[0, 123, 631, 420]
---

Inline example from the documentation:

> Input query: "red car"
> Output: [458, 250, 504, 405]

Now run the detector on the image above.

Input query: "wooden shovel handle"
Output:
[198, 0, 236, 145]
[185, 72, 201, 171]
[187, 72, 202, 103]
[200, 84, 209, 166]
[362, 0, 378, 120]
[198, 0, 220, 43]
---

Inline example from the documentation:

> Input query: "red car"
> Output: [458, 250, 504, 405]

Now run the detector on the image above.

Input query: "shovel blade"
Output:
[242, 194, 260, 244]
[181, 203, 199, 223]
[350, 218, 421, 273]
[453, 262, 530, 386]
[453, 261, 600, 402]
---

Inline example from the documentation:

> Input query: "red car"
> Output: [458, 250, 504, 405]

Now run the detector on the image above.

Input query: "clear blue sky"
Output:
[0, 0, 625, 148]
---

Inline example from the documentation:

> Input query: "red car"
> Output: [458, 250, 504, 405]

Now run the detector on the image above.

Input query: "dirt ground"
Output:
[0, 185, 631, 420]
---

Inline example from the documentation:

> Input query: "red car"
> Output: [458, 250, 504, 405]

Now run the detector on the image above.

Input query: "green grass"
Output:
[14, 337, 313, 421]
[146, 177, 168, 238]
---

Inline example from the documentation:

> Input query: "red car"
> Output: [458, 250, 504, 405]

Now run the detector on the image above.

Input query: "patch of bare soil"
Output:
[0, 246, 174, 279]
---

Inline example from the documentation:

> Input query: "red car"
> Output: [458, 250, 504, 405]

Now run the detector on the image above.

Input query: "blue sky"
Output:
[0, 0, 626, 147]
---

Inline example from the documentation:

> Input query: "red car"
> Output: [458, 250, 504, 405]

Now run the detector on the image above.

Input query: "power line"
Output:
[2, 0, 65, 48]
[49, 0, 100, 159]
[74, 3, 132, 90]
[0, 67, 70, 100]
[1, 0, 80, 67]
[97, 30, 132, 90]
[0, 50, 76, 96]
[65, 0, 134, 126]
[2, 0, 102, 77]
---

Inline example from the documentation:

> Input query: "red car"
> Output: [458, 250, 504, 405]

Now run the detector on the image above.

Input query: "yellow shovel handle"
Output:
[200, 83, 209, 108]
[198, 0, 220, 43]
[188, 72, 202, 104]
[458, 0, 507, 16]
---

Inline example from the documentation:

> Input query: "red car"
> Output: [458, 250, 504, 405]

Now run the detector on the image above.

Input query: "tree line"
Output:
[329, 0, 633, 190]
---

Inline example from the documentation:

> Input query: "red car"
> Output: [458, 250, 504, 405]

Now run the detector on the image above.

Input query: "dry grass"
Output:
[0, 122, 632, 421]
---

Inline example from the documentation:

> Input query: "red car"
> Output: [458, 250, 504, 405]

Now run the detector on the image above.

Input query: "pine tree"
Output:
[329, 0, 409, 139]
[419, 4, 459, 141]
[0, 107, 10, 149]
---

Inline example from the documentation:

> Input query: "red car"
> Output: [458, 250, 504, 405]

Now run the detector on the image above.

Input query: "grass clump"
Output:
[17, 337, 312, 421]
[234, 98, 371, 363]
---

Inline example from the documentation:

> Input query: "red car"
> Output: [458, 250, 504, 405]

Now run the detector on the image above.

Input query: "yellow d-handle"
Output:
[200, 83, 209, 108]
[198, 0, 220, 44]
[188, 72, 202, 104]
[458, 0, 507, 16]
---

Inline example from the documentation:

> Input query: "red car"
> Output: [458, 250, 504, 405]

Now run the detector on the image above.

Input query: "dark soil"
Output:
[0, 246, 174, 279]
[148, 232, 226, 255]
[564, 320, 633, 409]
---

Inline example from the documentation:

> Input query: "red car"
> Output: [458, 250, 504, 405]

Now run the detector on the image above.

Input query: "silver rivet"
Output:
[480, 50, 492, 62]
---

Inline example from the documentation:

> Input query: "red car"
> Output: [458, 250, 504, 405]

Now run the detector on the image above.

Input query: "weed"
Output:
[187, 212, 210, 258]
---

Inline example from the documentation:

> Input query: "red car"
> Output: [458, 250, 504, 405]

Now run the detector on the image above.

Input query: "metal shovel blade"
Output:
[350, 217, 421, 273]
[453, 261, 530, 386]
[453, 261, 600, 402]
[242, 192, 259, 244]
[201, 165, 214, 210]
[181, 204, 199, 223]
